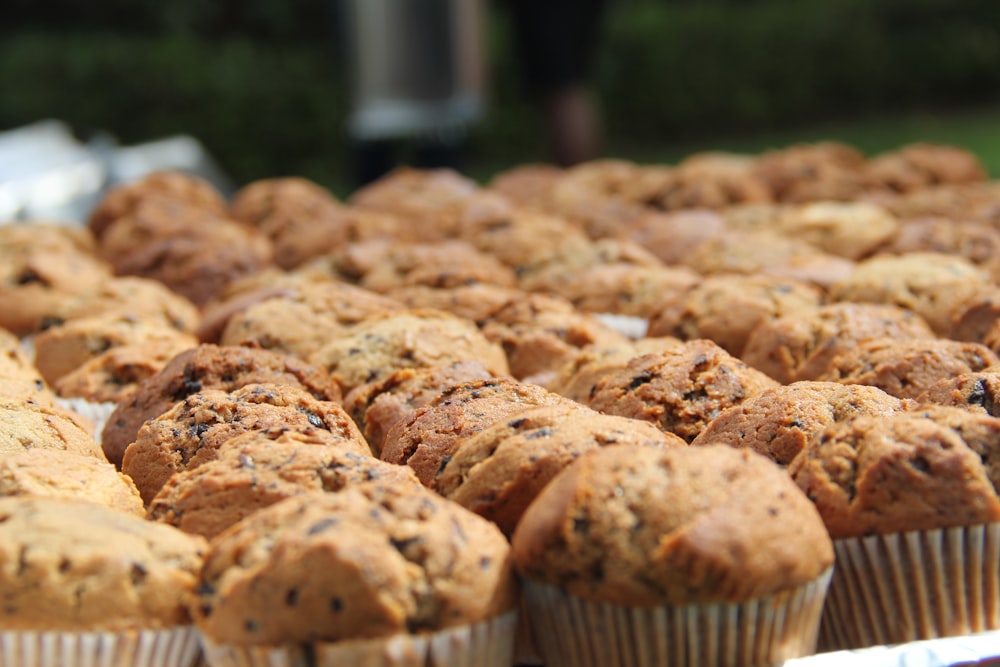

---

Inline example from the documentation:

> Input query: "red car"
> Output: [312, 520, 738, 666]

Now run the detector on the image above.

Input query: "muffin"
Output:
[52, 275, 201, 334]
[456, 208, 590, 274]
[619, 208, 728, 266]
[647, 273, 823, 357]
[148, 430, 416, 538]
[549, 337, 685, 401]
[751, 141, 868, 203]
[353, 240, 520, 293]
[0, 448, 143, 515]
[0, 399, 104, 460]
[583, 339, 779, 443]
[343, 360, 497, 456]
[775, 201, 899, 260]
[308, 309, 510, 394]
[947, 285, 1000, 344]
[691, 381, 903, 466]
[789, 406, 1000, 648]
[193, 485, 518, 667]
[866, 143, 988, 193]
[916, 369, 1000, 417]
[622, 161, 773, 211]
[511, 445, 833, 667]
[121, 382, 367, 504]
[877, 217, 1000, 283]
[384, 284, 529, 326]
[0, 496, 206, 667]
[815, 337, 999, 399]
[741, 302, 936, 384]
[101, 344, 342, 468]
[380, 377, 575, 487]
[436, 403, 686, 536]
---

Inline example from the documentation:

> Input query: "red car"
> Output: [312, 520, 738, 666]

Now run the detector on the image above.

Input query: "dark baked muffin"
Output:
[549, 337, 685, 401]
[775, 201, 899, 260]
[511, 445, 833, 666]
[148, 430, 416, 538]
[380, 377, 575, 486]
[866, 143, 987, 193]
[815, 337, 999, 399]
[98, 197, 275, 307]
[101, 344, 342, 468]
[647, 273, 823, 357]
[437, 404, 686, 536]
[916, 369, 1000, 417]
[229, 176, 351, 269]
[87, 169, 227, 239]
[0, 448, 143, 514]
[741, 302, 936, 384]
[219, 280, 404, 360]
[946, 285, 1000, 344]
[122, 382, 368, 504]
[583, 339, 779, 443]
[0, 398, 104, 460]
[343, 360, 497, 456]
[308, 309, 510, 394]
[691, 381, 903, 466]
[829, 251, 990, 335]
[194, 485, 518, 665]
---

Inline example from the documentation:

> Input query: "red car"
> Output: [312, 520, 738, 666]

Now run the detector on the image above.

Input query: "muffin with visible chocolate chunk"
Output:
[53, 276, 201, 334]
[0, 327, 52, 404]
[691, 382, 903, 466]
[751, 141, 868, 203]
[384, 284, 527, 325]
[456, 209, 590, 274]
[878, 218, 1000, 283]
[916, 369, 1000, 417]
[148, 430, 416, 538]
[622, 161, 773, 211]
[648, 273, 823, 357]
[193, 485, 518, 667]
[776, 201, 899, 260]
[549, 337, 685, 401]
[437, 403, 686, 536]
[0, 496, 206, 667]
[122, 382, 367, 504]
[219, 280, 404, 360]
[620, 208, 728, 266]
[512, 445, 833, 667]
[741, 302, 936, 384]
[866, 143, 987, 193]
[0, 448, 143, 515]
[790, 406, 1000, 649]
[353, 240, 520, 293]
[380, 377, 575, 487]
[583, 339, 779, 443]
[829, 252, 990, 335]
[343, 360, 497, 456]
[101, 344, 342, 468]
[815, 337, 998, 399]
[308, 309, 510, 394]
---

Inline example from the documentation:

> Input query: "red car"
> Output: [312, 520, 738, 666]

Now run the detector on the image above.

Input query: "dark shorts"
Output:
[504, 0, 608, 96]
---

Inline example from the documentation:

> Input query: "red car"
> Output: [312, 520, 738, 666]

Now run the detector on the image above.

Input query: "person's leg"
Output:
[543, 85, 603, 167]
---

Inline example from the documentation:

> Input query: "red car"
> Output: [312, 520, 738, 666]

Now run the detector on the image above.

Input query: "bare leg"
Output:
[543, 85, 603, 167]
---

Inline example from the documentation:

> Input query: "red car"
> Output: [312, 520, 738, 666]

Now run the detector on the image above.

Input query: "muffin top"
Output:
[0, 496, 206, 631]
[0, 399, 104, 460]
[511, 445, 833, 606]
[149, 431, 416, 538]
[122, 382, 367, 504]
[193, 484, 517, 646]
[0, 448, 143, 515]
[775, 201, 899, 260]
[916, 369, 1000, 417]
[101, 343, 342, 468]
[437, 404, 686, 536]
[691, 381, 903, 466]
[789, 406, 1000, 539]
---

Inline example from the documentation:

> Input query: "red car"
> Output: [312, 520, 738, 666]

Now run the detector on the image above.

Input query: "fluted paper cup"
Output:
[200, 610, 517, 667]
[820, 522, 1000, 651]
[521, 569, 832, 667]
[0, 625, 201, 667]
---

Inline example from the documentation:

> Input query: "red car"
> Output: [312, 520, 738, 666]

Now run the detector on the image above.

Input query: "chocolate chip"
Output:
[330, 597, 344, 612]
[627, 371, 653, 391]
[525, 428, 552, 440]
[306, 517, 339, 535]
[285, 588, 299, 607]
[910, 456, 932, 474]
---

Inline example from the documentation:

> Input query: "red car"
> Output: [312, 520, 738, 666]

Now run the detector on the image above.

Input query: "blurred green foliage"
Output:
[2, 0, 1000, 192]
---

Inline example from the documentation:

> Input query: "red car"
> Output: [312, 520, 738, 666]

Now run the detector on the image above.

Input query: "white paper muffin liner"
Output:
[520, 569, 832, 667]
[593, 314, 649, 340]
[819, 523, 1000, 651]
[0, 625, 201, 667]
[199, 610, 517, 667]
[54, 396, 117, 445]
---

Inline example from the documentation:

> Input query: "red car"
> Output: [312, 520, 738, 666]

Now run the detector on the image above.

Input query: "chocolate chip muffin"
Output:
[829, 251, 990, 335]
[348, 166, 480, 232]
[647, 273, 823, 356]
[877, 218, 1000, 284]
[193, 484, 517, 648]
[355, 240, 520, 293]
[549, 336, 685, 401]
[0, 398, 104, 460]
[751, 141, 868, 203]
[0, 327, 50, 402]
[741, 302, 936, 384]
[776, 201, 899, 260]
[53, 275, 201, 334]
[815, 337, 999, 399]
[456, 208, 590, 274]
[0, 448, 143, 515]
[866, 143, 987, 194]
[0, 496, 206, 631]
[437, 404, 686, 536]
[219, 280, 404, 360]
[148, 430, 416, 538]
[691, 381, 904, 466]
[308, 309, 510, 394]
[916, 369, 1000, 417]
[620, 208, 728, 266]
[122, 382, 367, 504]
[384, 284, 527, 326]
[343, 360, 497, 456]
[947, 285, 1000, 344]
[381, 377, 575, 486]
[101, 344, 342, 468]
[486, 163, 564, 208]
[622, 162, 773, 211]
[537, 264, 699, 320]
[583, 339, 779, 443]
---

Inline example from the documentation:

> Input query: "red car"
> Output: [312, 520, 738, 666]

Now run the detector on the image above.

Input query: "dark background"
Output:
[3, 0, 1000, 194]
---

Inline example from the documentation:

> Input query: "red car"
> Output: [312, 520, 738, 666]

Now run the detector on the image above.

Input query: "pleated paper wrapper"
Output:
[0, 625, 201, 667]
[819, 522, 1000, 652]
[520, 569, 832, 667]
[199, 610, 517, 667]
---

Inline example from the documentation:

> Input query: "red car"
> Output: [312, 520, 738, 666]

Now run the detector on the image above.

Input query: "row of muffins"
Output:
[3, 140, 1000, 666]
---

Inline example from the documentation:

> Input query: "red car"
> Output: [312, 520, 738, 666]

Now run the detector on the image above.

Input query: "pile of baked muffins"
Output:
[3, 141, 1000, 667]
